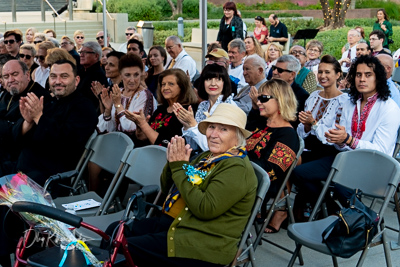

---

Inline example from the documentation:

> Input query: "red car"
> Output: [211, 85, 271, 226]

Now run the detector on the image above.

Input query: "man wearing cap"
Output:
[228, 38, 247, 93]
[194, 48, 237, 95]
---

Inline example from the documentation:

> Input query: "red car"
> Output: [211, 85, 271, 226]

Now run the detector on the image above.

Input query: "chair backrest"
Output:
[330, 149, 400, 199]
[72, 132, 134, 190]
[251, 161, 271, 199]
[124, 145, 168, 187]
[392, 126, 400, 158]
[88, 132, 134, 174]
[231, 162, 270, 266]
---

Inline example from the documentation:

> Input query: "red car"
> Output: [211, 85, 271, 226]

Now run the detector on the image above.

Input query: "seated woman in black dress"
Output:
[246, 79, 299, 233]
[126, 68, 198, 147]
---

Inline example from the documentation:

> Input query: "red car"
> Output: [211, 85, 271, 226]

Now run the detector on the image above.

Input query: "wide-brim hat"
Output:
[198, 103, 252, 138]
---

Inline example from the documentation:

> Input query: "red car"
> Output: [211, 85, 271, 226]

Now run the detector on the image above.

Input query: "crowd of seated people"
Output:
[1, 14, 400, 265]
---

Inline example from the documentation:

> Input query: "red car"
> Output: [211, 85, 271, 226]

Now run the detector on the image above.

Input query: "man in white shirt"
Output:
[228, 38, 247, 92]
[165, 35, 197, 81]
[339, 29, 360, 74]
[118, 26, 137, 53]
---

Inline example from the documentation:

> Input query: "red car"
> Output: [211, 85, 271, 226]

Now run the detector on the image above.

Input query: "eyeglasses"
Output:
[348, 34, 358, 37]
[34, 40, 43, 44]
[307, 48, 320, 53]
[125, 33, 134, 36]
[166, 44, 176, 51]
[272, 65, 292, 74]
[290, 50, 305, 56]
[257, 95, 274, 103]
[96, 36, 104, 40]
[4, 39, 16, 45]
[81, 51, 96, 55]
[35, 55, 45, 61]
[19, 54, 32, 60]
[75, 36, 84, 39]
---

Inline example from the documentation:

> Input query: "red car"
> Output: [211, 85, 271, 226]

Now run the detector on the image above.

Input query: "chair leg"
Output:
[287, 244, 302, 267]
[382, 230, 393, 267]
[390, 189, 400, 250]
[331, 256, 338, 267]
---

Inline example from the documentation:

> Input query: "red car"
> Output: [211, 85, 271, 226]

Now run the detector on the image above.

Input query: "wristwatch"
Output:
[311, 120, 318, 131]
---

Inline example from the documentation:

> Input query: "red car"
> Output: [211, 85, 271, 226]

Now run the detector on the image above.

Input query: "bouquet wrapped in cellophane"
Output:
[0, 172, 102, 267]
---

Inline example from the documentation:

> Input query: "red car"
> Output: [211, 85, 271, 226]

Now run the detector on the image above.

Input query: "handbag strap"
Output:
[322, 217, 340, 242]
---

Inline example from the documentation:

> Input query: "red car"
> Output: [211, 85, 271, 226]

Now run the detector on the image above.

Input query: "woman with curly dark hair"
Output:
[325, 55, 400, 156]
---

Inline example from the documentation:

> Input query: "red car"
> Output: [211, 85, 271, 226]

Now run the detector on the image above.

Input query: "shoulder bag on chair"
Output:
[321, 189, 379, 258]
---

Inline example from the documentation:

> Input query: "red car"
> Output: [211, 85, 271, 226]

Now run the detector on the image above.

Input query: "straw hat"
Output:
[198, 103, 252, 138]
[205, 48, 229, 60]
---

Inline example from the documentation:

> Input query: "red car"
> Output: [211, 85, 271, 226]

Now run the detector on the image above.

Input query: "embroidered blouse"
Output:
[297, 91, 349, 145]
[183, 94, 237, 152]
[335, 94, 400, 155]
[246, 119, 299, 184]
[97, 88, 157, 137]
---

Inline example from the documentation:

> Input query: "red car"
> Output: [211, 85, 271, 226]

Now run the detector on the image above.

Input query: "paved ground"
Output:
[250, 197, 400, 267]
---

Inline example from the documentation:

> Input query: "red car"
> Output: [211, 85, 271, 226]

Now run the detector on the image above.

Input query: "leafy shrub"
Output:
[356, 0, 400, 20]
[104, 0, 163, 21]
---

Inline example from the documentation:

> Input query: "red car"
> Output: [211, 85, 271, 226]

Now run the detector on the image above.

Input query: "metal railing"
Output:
[42, 0, 67, 35]
[95, 0, 116, 42]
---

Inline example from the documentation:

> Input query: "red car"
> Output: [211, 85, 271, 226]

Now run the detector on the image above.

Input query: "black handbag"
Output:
[321, 189, 380, 258]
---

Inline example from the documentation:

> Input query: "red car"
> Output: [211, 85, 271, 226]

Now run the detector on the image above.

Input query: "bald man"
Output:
[377, 54, 400, 108]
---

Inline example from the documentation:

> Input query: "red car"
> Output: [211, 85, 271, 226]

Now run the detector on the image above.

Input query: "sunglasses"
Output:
[34, 40, 43, 44]
[19, 54, 32, 60]
[272, 65, 292, 74]
[96, 36, 104, 40]
[35, 55, 45, 61]
[75, 36, 84, 39]
[4, 39, 16, 45]
[125, 33, 133, 36]
[257, 95, 274, 103]
[255, 16, 263, 20]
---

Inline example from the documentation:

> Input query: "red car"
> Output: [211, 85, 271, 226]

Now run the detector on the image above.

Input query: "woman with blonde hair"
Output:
[264, 42, 283, 76]
[33, 32, 47, 45]
[73, 30, 85, 53]
[25, 27, 38, 44]
[246, 78, 299, 233]
[244, 36, 263, 58]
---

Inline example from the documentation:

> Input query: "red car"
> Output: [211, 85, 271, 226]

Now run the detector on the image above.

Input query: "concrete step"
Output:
[0, 0, 67, 12]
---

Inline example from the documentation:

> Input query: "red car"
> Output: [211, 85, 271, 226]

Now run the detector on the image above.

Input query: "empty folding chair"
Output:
[51, 132, 134, 216]
[75, 145, 168, 247]
[287, 149, 400, 267]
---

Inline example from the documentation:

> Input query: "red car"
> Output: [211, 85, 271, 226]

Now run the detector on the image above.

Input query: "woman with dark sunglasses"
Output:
[19, 44, 38, 79]
[246, 79, 299, 233]
[292, 55, 349, 222]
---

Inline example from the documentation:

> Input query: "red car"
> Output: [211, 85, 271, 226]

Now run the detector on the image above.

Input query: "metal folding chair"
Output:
[229, 161, 270, 267]
[250, 136, 305, 265]
[287, 149, 400, 267]
[75, 145, 168, 247]
[51, 132, 134, 217]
